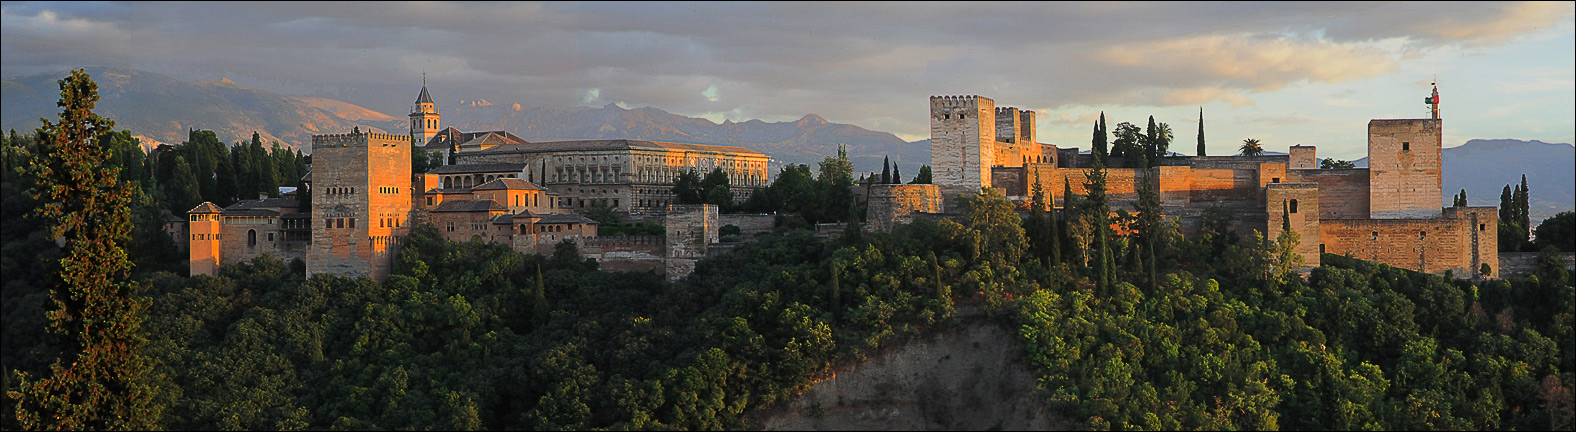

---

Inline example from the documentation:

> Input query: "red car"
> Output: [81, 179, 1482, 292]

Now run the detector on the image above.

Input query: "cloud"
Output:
[1161, 86, 1255, 107]
[1097, 34, 1398, 92]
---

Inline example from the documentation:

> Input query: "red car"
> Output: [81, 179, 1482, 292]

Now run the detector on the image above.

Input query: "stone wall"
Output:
[664, 204, 718, 280]
[1289, 145, 1318, 170]
[308, 132, 413, 280]
[1499, 252, 1576, 278]
[219, 215, 306, 267]
[1291, 168, 1370, 219]
[867, 184, 943, 232]
[581, 235, 666, 273]
[1266, 183, 1322, 268]
[1320, 216, 1475, 275]
[930, 95, 995, 190]
[719, 213, 775, 236]
[1368, 119, 1442, 219]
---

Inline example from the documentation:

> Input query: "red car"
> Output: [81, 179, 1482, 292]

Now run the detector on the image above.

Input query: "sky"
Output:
[3, 1, 1573, 161]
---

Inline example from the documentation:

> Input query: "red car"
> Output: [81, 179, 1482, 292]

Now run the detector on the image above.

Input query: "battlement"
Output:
[930, 95, 991, 111]
[312, 132, 412, 148]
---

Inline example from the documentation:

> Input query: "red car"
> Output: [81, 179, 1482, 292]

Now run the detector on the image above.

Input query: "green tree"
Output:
[1320, 158, 1356, 169]
[880, 156, 891, 184]
[958, 187, 1028, 266]
[1240, 138, 1264, 157]
[818, 144, 854, 185]
[673, 170, 703, 205]
[909, 165, 932, 185]
[892, 164, 901, 184]
[1154, 121, 1174, 162]
[1093, 113, 1109, 161]
[9, 68, 162, 430]
[701, 168, 733, 209]
[1516, 174, 1531, 240]
[1535, 211, 1574, 252]
[1197, 107, 1206, 157]
[1111, 121, 1142, 160]
[1084, 156, 1113, 291]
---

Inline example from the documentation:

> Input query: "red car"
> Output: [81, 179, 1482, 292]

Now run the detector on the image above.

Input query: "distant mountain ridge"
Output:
[1355, 139, 1574, 222]
[1, 67, 402, 148]
[1, 67, 926, 174]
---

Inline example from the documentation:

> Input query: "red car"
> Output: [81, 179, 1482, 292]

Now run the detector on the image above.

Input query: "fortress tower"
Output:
[187, 202, 224, 276]
[930, 95, 997, 192]
[1367, 85, 1443, 219]
[410, 79, 441, 148]
[308, 131, 414, 280]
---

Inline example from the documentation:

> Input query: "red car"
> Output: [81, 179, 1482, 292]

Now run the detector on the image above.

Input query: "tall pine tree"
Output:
[10, 68, 162, 430]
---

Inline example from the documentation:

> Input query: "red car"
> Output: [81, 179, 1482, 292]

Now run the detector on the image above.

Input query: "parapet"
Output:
[312, 131, 413, 148]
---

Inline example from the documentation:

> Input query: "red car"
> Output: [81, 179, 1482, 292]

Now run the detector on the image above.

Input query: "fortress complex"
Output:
[189, 82, 766, 280]
[909, 88, 1498, 277]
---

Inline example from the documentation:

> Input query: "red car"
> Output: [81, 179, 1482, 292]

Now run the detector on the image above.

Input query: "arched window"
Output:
[248, 229, 257, 247]
[1289, 199, 1299, 214]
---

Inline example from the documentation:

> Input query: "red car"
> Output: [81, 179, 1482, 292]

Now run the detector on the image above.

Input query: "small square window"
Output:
[1402, 142, 1410, 151]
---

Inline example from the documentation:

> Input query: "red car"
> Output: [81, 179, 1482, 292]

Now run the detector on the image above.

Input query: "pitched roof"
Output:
[226, 198, 300, 210]
[472, 178, 546, 191]
[416, 85, 433, 104]
[188, 202, 223, 214]
[431, 199, 509, 213]
[222, 209, 281, 217]
[426, 162, 528, 175]
[537, 213, 599, 225]
[421, 128, 529, 149]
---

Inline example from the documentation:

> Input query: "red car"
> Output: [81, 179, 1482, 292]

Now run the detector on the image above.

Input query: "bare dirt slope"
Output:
[755, 318, 1067, 430]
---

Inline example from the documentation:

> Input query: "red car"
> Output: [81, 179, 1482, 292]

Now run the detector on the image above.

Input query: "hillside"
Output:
[1, 67, 403, 148]
[1356, 139, 1574, 222]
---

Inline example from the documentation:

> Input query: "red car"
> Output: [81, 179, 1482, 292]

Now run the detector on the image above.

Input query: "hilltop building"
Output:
[868, 87, 1496, 278]
[188, 81, 769, 280]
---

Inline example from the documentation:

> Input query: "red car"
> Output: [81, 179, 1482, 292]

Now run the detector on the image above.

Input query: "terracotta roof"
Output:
[473, 139, 767, 157]
[227, 198, 300, 210]
[426, 187, 474, 194]
[537, 213, 599, 225]
[472, 178, 546, 191]
[222, 209, 280, 217]
[431, 199, 509, 213]
[426, 162, 528, 175]
[422, 128, 529, 150]
[188, 202, 223, 214]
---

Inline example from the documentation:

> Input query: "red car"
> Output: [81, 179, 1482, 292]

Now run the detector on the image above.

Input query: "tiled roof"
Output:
[188, 202, 223, 214]
[222, 209, 280, 217]
[473, 139, 767, 157]
[422, 128, 529, 149]
[426, 187, 474, 194]
[226, 198, 300, 210]
[537, 213, 599, 224]
[472, 178, 546, 191]
[431, 199, 509, 213]
[426, 162, 528, 175]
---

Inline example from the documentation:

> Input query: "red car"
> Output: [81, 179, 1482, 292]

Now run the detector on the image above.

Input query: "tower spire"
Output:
[1425, 80, 1440, 119]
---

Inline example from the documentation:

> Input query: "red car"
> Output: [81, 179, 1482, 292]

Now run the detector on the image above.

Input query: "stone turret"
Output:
[410, 78, 441, 148]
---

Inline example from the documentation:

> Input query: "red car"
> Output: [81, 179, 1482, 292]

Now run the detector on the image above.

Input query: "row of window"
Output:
[378, 187, 404, 194]
[326, 187, 356, 195]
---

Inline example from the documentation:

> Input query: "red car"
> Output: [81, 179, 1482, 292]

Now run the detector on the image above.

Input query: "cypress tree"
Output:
[533, 264, 548, 327]
[892, 164, 902, 184]
[1517, 174, 1530, 239]
[1500, 185, 1513, 222]
[1093, 113, 1109, 161]
[830, 262, 842, 316]
[881, 156, 891, 184]
[1048, 177, 1062, 264]
[11, 68, 161, 430]
[1197, 107, 1206, 157]
[1145, 116, 1159, 166]
[1086, 154, 1112, 292]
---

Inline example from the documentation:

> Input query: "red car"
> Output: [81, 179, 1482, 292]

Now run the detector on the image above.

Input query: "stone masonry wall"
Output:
[930, 95, 995, 191]
[308, 132, 412, 280]
[664, 204, 718, 280]
[1290, 168, 1370, 219]
[867, 184, 943, 232]
[1368, 119, 1442, 219]
[1320, 216, 1473, 275]
[1266, 183, 1322, 268]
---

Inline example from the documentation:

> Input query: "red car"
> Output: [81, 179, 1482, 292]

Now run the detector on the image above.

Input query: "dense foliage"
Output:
[2, 71, 1571, 431]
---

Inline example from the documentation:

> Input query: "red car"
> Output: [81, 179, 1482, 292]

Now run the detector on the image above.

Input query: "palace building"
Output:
[188, 81, 770, 280]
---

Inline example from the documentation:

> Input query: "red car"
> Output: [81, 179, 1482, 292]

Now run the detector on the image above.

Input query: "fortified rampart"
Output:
[308, 132, 413, 280]
[1367, 119, 1442, 219]
[664, 204, 719, 280]
[866, 184, 944, 232]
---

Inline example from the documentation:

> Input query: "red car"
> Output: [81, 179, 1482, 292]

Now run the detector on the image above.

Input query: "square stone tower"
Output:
[309, 131, 414, 280]
[1367, 119, 1442, 219]
[930, 95, 996, 192]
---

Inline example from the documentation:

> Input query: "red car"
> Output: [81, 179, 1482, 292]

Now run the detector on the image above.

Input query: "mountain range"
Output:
[1, 67, 926, 175]
[3, 67, 1571, 220]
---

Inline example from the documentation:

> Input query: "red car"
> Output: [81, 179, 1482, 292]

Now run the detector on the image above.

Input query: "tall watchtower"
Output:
[1367, 86, 1443, 219]
[187, 202, 224, 277]
[308, 131, 414, 280]
[930, 95, 996, 192]
[410, 79, 440, 147]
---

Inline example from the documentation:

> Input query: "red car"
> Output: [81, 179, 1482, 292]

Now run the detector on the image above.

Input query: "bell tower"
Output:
[409, 75, 440, 147]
